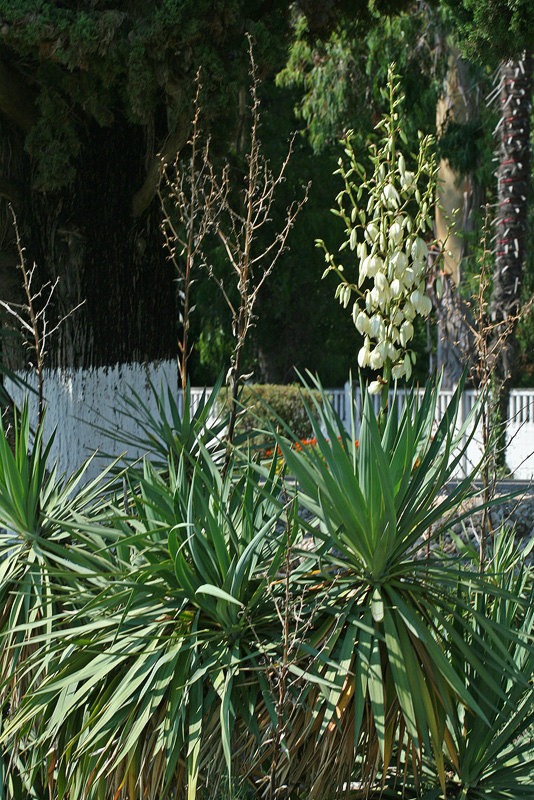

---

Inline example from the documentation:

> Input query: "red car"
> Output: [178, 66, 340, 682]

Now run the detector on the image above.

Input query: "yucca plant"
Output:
[403, 529, 534, 800]
[2, 439, 303, 800]
[0, 403, 120, 798]
[92, 374, 228, 475]
[254, 374, 529, 798]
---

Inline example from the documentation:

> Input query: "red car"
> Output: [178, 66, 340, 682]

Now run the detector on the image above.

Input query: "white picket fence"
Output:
[327, 384, 534, 480]
[6, 365, 534, 481]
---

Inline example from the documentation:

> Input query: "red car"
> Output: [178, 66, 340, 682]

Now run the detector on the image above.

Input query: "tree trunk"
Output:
[489, 53, 533, 440]
[1, 114, 179, 371]
[433, 47, 481, 386]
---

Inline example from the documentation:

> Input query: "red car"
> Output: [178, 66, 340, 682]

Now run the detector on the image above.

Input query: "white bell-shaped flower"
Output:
[403, 300, 416, 320]
[370, 286, 381, 308]
[421, 294, 432, 316]
[392, 308, 404, 326]
[402, 267, 416, 289]
[388, 323, 400, 343]
[375, 271, 390, 296]
[401, 170, 415, 191]
[358, 337, 372, 368]
[390, 278, 402, 297]
[367, 255, 383, 278]
[370, 347, 385, 370]
[355, 309, 370, 334]
[392, 361, 406, 380]
[389, 221, 403, 246]
[410, 289, 425, 315]
[381, 183, 400, 209]
[392, 250, 408, 278]
[369, 313, 383, 338]
[412, 257, 426, 277]
[399, 320, 414, 347]
[411, 237, 428, 262]
[365, 223, 379, 243]
[387, 342, 398, 361]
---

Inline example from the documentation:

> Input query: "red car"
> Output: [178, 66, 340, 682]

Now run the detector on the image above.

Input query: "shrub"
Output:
[225, 382, 324, 445]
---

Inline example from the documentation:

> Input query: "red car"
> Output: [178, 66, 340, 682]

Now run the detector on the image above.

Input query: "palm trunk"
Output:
[490, 52, 533, 446]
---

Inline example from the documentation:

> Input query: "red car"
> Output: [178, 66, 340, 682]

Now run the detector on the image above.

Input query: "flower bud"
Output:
[368, 380, 382, 395]
[357, 241, 368, 260]
[404, 353, 412, 380]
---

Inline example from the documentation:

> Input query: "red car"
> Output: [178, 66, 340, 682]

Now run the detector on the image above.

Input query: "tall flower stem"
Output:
[379, 358, 391, 430]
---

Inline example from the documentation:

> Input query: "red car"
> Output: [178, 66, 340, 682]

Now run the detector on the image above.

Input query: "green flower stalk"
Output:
[318, 64, 438, 414]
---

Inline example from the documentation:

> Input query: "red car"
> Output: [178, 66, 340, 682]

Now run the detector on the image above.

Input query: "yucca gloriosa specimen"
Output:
[1, 411, 302, 799]
[252, 375, 529, 798]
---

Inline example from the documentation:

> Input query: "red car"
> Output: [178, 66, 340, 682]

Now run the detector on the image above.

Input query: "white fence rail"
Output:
[326, 384, 534, 480]
[5, 365, 534, 481]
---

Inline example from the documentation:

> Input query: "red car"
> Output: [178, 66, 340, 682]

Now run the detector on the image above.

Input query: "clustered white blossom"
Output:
[318, 66, 438, 396]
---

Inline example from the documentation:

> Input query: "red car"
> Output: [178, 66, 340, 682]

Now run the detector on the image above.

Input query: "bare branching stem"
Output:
[464, 205, 532, 568]
[213, 37, 309, 474]
[3, 207, 84, 427]
[159, 38, 308, 459]
[159, 69, 227, 403]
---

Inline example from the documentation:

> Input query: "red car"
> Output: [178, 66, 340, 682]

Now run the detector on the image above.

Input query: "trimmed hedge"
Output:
[225, 383, 324, 445]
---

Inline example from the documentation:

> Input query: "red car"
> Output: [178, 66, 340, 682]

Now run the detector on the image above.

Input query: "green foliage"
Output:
[266, 374, 531, 796]
[0, 0, 291, 187]
[1, 376, 534, 799]
[443, 0, 534, 63]
[277, 8, 441, 156]
[92, 376, 228, 474]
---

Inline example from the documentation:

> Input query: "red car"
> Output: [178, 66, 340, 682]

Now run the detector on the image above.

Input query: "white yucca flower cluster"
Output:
[318, 66, 438, 397]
